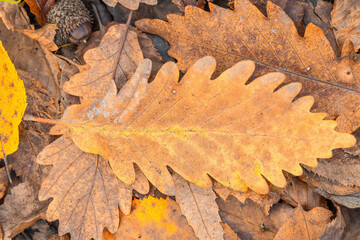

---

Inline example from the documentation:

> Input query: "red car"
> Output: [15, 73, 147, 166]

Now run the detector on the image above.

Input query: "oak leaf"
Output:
[55, 56, 354, 195]
[136, 0, 360, 133]
[23, 0, 55, 26]
[101, 0, 157, 11]
[102, 196, 197, 240]
[63, 24, 144, 100]
[274, 207, 332, 239]
[217, 196, 294, 239]
[172, 172, 224, 240]
[331, 0, 360, 54]
[37, 134, 149, 240]
[0, 40, 27, 155]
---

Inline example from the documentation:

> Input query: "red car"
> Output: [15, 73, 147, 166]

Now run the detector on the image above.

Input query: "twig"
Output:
[112, 10, 134, 80]
[333, 54, 360, 60]
[0, 137, 12, 184]
[291, 178, 310, 240]
[91, 3, 106, 36]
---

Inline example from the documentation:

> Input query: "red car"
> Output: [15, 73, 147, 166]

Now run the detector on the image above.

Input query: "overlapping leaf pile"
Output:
[2, 0, 360, 239]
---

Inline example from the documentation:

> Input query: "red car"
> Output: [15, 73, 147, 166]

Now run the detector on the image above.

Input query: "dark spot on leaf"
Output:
[347, 71, 351, 75]
[13, 111, 17, 117]
[3, 64, 8, 72]
[9, 83, 14, 88]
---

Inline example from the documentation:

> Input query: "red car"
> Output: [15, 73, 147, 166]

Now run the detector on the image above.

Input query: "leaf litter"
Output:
[1, 0, 360, 239]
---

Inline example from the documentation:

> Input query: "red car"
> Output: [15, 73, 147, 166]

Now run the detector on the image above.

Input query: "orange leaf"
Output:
[136, 0, 360, 133]
[23, 0, 54, 26]
[54, 56, 354, 195]
[37, 134, 149, 240]
[172, 172, 224, 239]
[103, 196, 197, 239]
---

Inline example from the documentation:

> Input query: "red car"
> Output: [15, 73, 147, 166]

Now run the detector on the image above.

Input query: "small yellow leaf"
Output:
[0, 41, 27, 155]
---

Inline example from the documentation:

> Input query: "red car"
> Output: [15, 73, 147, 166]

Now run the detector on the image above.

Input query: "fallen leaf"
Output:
[0, 18, 61, 108]
[331, 0, 360, 53]
[313, 188, 360, 209]
[171, 0, 198, 11]
[304, 131, 360, 188]
[172, 172, 224, 240]
[0, 167, 8, 200]
[3, 70, 57, 240]
[221, 223, 241, 240]
[57, 56, 354, 195]
[0, 40, 27, 155]
[24, 0, 55, 26]
[18, 24, 58, 51]
[273, 207, 332, 239]
[63, 24, 144, 99]
[276, 177, 326, 210]
[37, 133, 148, 240]
[136, 0, 360, 133]
[0, 2, 30, 30]
[0, 182, 48, 240]
[102, 196, 197, 239]
[217, 196, 294, 239]
[102, 0, 157, 10]
[213, 182, 280, 215]
[320, 205, 345, 240]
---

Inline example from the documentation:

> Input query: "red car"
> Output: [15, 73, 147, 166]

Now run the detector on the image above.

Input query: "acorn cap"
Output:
[47, 0, 92, 45]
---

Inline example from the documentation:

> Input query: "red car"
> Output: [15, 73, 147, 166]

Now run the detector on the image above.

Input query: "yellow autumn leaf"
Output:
[0, 41, 27, 155]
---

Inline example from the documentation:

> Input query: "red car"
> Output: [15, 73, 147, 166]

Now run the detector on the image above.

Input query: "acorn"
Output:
[47, 0, 92, 45]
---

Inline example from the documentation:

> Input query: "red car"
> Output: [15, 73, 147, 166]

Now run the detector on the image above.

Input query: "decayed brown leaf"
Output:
[217, 196, 294, 239]
[37, 134, 149, 240]
[331, 0, 360, 54]
[0, 167, 8, 200]
[0, 182, 48, 240]
[0, 18, 61, 108]
[213, 182, 280, 215]
[273, 207, 332, 239]
[102, 0, 157, 11]
[23, 0, 55, 26]
[136, 0, 360, 133]
[102, 196, 197, 240]
[172, 172, 224, 240]
[55, 56, 354, 196]
[63, 24, 144, 99]
[2, 70, 58, 240]
[18, 24, 58, 51]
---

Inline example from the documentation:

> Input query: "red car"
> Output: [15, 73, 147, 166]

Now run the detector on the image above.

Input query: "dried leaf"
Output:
[63, 24, 144, 99]
[217, 196, 294, 239]
[0, 182, 48, 240]
[102, 196, 197, 239]
[277, 177, 326, 210]
[23, 0, 55, 26]
[331, 0, 360, 53]
[136, 0, 360, 133]
[0, 167, 8, 200]
[0, 19, 61, 106]
[2, 70, 58, 240]
[37, 134, 148, 240]
[320, 205, 346, 240]
[18, 24, 58, 51]
[221, 223, 241, 240]
[213, 182, 280, 215]
[102, 0, 157, 10]
[171, 0, 198, 12]
[274, 207, 332, 239]
[172, 172, 224, 240]
[0, 2, 30, 30]
[57, 56, 354, 195]
[0, 40, 27, 155]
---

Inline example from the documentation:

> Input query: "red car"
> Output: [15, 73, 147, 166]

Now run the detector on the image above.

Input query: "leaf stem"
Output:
[112, 10, 134, 80]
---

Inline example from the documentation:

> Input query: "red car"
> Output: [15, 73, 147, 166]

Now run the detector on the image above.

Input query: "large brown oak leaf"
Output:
[52, 56, 354, 195]
[136, 0, 360, 133]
